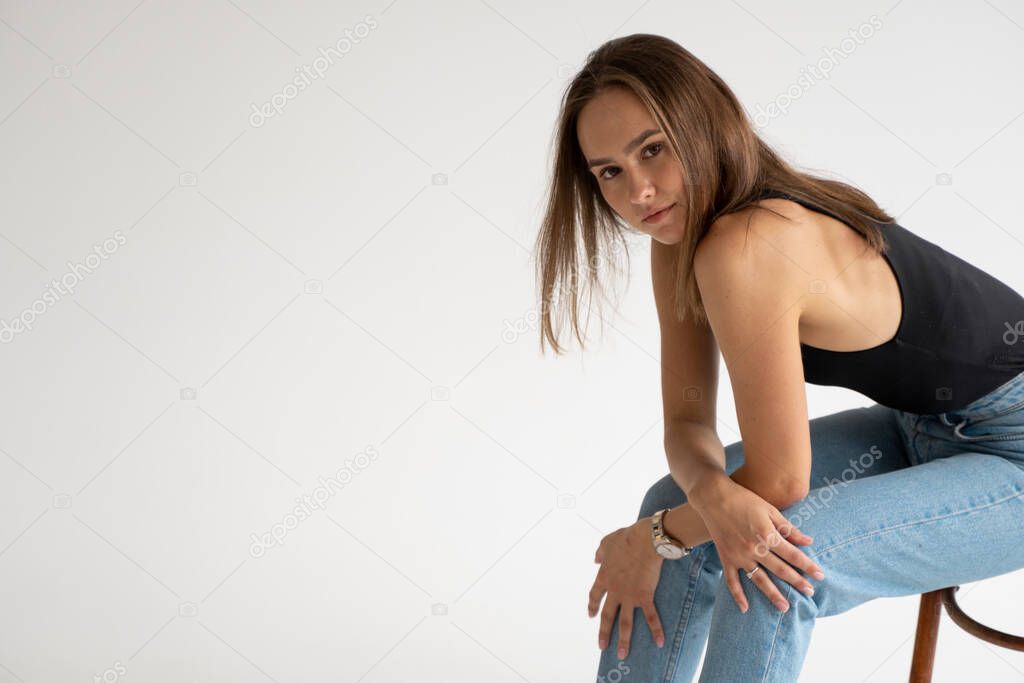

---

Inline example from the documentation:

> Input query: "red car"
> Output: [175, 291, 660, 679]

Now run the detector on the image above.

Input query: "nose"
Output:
[629, 174, 655, 208]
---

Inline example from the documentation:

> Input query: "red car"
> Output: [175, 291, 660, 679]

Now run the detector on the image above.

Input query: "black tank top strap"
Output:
[756, 188, 847, 225]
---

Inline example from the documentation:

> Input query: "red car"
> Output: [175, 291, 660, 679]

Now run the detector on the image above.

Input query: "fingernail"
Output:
[802, 585, 814, 596]
[741, 604, 748, 614]
[617, 647, 626, 659]
[813, 570, 825, 580]
[599, 638, 607, 650]
[775, 600, 789, 612]
[656, 635, 665, 648]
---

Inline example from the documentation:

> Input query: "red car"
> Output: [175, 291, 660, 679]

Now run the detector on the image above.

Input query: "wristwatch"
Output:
[651, 508, 693, 560]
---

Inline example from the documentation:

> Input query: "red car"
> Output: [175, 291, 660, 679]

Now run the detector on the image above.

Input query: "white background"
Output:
[1, 0, 1023, 681]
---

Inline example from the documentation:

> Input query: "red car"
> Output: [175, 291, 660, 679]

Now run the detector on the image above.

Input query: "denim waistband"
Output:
[940, 369, 1024, 425]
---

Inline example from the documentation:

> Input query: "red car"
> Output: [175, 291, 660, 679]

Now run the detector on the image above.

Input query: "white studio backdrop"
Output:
[1, 0, 1023, 681]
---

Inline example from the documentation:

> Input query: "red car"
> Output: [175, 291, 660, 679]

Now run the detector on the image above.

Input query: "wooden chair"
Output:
[909, 586, 1024, 681]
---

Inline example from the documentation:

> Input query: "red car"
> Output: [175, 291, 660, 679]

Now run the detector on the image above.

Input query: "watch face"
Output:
[656, 543, 684, 560]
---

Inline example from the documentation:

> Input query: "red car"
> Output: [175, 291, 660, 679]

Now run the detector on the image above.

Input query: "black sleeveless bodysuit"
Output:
[757, 188, 1024, 415]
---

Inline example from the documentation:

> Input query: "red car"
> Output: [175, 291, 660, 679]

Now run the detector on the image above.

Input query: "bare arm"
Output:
[662, 501, 711, 548]
[691, 209, 815, 506]
[653, 232, 807, 510]
[664, 419, 725, 501]
[651, 240, 731, 499]
[661, 420, 805, 551]
[659, 469, 808, 552]
[667, 421, 799, 512]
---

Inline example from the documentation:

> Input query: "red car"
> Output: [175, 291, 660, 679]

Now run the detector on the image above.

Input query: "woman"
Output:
[532, 34, 1024, 682]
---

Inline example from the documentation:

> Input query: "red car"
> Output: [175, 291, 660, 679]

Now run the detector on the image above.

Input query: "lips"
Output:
[643, 203, 675, 222]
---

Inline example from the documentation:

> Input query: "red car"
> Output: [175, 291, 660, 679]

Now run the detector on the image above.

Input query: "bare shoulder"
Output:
[693, 198, 817, 304]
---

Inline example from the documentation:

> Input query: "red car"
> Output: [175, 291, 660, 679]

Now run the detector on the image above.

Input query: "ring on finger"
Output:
[745, 564, 761, 580]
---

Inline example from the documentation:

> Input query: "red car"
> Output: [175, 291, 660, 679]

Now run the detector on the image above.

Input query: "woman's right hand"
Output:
[691, 477, 826, 613]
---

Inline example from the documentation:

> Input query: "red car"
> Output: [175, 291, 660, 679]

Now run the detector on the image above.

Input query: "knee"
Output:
[712, 568, 823, 626]
[770, 500, 850, 617]
[636, 441, 745, 522]
[637, 473, 687, 520]
[722, 439, 744, 474]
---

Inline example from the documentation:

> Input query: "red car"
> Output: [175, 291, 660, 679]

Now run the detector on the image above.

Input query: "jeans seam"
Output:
[952, 398, 1024, 428]
[807, 487, 1024, 558]
[759, 584, 791, 683]
[954, 430, 1024, 443]
[662, 548, 708, 683]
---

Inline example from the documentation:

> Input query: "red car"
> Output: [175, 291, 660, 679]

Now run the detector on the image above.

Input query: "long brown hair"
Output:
[534, 33, 895, 355]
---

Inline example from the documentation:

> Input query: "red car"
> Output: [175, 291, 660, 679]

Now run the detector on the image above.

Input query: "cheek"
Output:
[655, 160, 680, 187]
[598, 186, 622, 212]
[604, 185, 629, 212]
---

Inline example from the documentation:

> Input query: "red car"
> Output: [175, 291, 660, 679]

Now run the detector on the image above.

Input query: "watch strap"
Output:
[651, 507, 692, 552]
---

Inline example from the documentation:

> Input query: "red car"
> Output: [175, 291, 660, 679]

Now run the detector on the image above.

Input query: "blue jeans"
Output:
[595, 369, 1024, 682]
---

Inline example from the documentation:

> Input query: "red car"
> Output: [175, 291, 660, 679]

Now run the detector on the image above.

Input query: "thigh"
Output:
[638, 404, 912, 520]
[774, 449, 1024, 616]
[804, 403, 913, 489]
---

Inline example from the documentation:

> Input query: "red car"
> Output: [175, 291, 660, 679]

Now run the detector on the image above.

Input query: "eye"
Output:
[597, 142, 664, 180]
[644, 142, 664, 157]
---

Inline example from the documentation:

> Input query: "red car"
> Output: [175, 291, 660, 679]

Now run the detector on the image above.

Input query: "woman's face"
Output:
[577, 87, 686, 244]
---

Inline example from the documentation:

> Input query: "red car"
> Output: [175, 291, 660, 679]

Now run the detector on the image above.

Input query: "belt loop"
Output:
[939, 411, 969, 437]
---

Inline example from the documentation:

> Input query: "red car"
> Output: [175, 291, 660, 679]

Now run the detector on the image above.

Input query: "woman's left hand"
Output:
[588, 519, 665, 660]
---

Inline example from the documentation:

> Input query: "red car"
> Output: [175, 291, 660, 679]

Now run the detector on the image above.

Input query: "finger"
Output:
[598, 597, 620, 651]
[588, 581, 606, 618]
[772, 510, 813, 545]
[617, 601, 635, 660]
[772, 536, 827, 580]
[759, 551, 816, 598]
[723, 564, 749, 613]
[749, 563, 790, 612]
[640, 601, 665, 648]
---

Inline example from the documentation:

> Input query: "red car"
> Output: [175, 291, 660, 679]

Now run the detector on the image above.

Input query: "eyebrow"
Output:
[586, 128, 661, 168]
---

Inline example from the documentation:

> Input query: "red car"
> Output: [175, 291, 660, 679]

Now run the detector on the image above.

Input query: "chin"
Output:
[653, 225, 684, 245]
